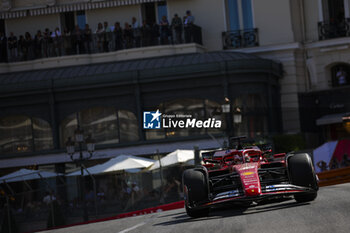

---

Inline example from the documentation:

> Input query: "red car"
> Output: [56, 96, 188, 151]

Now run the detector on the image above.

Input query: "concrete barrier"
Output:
[34, 200, 185, 233]
[317, 167, 350, 187]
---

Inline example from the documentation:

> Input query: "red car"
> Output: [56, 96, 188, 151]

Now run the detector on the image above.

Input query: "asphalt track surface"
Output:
[42, 183, 350, 233]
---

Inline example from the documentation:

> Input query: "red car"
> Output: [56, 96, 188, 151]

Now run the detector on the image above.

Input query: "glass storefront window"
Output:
[118, 110, 140, 142]
[60, 107, 140, 147]
[0, 116, 53, 154]
[60, 113, 78, 148]
[32, 118, 54, 151]
[80, 107, 119, 145]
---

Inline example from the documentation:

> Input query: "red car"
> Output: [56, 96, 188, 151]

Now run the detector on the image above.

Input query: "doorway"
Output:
[60, 12, 75, 32]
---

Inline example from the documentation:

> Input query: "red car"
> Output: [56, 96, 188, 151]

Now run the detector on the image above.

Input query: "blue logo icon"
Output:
[143, 110, 162, 129]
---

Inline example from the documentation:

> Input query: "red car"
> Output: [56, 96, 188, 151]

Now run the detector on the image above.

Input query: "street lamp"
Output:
[65, 129, 95, 222]
[233, 107, 242, 124]
[342, 115, 350, 134]
[221, 97, 233, 148]
[221, 98, 243, 148]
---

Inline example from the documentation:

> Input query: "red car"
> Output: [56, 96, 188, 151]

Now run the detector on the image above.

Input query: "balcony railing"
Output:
[222, 28, 259, 49]
[1, 24, 202, 63]
[318, 18, 350, 40]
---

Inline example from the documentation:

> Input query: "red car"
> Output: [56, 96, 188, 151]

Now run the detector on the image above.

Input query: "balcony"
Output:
[1, 24, 203, 65]
[318, 18, 350, 40]
[222, 28, 259, 49]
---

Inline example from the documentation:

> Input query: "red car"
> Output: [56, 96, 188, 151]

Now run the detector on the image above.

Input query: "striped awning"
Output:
[0, 0, 162, 19]
[0, 10, 27, 19]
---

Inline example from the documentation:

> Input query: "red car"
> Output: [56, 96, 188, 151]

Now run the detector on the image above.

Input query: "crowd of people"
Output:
[316, 153, 350, 172]
[0, 11, 199, 63]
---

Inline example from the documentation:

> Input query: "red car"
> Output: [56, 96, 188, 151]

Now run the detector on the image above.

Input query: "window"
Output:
[242, 0, 253, 29]
[76, 11, 86, 30]
[142, 3, 157, 25]
[157, 1, 168, 24]
[227, 0, 240, 31]
[118, 110, 140, 143]
[318, 0, 348, 39]
[0, 116, 53, 154]
[60, 11, 86, 31]
[142, 1, 168, 25]
[232, 94, 268, 138]
[60, 12, 75, 32]
[60, 107, 139, 147]
[226, 0, 254, 30]
[322, 0, 345, 22]
[331, 64, 350, 87]
[80, 107, 119, 145]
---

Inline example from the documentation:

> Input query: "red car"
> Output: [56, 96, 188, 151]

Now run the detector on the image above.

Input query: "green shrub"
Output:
[273, 134, 306, 153]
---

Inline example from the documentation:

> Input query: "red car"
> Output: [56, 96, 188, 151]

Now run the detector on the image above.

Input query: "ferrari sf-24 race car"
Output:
[182, 137, 319, 217]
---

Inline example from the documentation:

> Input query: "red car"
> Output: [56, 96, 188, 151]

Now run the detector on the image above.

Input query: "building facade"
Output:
[0, 0, 349, 171]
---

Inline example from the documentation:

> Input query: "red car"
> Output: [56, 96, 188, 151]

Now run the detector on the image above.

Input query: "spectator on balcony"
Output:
[17, 35, 26, 61]
[160, 15, 170, 45]
[113, 22, 123, 51]
[151, 22, 160, 46]
[51, 27, 62, 56]
[132, 17, 141, 48]
[62, 28, 71, 55]
[43, 28, 50, 57]
[184, 10, 195, 43]
[95, 22, 104, 53]
[46, 28, 54, 57]
[103, 21, 112, 52]
[141, 20, 151, 47]
[83, 24, 93, 54]
[7, 32, 17, 62]
[72, 25, 84, 54]
[25, 32, 34, 60]
[0, 32, 7, 63]
[124, 22, 133, 49]
[171, 14, 182, 44]
[34, 30, 44, 59]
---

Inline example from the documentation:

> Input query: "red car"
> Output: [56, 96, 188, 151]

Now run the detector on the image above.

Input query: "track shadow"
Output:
[153, 199, 310, 226]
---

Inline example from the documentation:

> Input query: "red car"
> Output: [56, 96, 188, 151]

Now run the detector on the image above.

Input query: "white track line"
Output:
[118, 222, 146, 233]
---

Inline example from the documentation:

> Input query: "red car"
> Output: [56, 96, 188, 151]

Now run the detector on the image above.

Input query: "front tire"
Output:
[183, 168, 209, 217]
[288, 153, 318, 203]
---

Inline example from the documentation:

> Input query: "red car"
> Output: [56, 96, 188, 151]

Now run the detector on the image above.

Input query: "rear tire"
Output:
[288, 153, 318, 203]
[183, 168, 209, 217]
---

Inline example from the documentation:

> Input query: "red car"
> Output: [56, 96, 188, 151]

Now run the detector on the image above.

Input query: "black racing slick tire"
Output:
[183, 168, 209, 217]
[288, 153, 318, 203]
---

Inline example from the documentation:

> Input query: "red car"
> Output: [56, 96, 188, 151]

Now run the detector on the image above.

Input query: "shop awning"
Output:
[316, 112, 350, 126]
[0, 0, 163, 19]
[67, 155, 155, 176]
[0, 168, 61, 183]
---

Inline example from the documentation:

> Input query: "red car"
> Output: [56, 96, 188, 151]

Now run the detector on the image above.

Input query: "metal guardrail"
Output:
[222, 28, 259, 49]
[318, 18, 350, 40]
[317, 166, 350, 187]
[1, 24, 203, 63]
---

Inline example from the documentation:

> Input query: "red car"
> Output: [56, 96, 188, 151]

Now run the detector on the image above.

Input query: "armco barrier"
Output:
[34, 200, 184, 233]
[317, 166, 350, 187]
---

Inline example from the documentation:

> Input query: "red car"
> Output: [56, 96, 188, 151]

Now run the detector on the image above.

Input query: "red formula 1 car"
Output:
[183, 137, 318, 217]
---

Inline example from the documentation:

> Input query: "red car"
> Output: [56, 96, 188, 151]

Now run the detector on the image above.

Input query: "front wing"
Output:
[192, 184, 315, 208]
